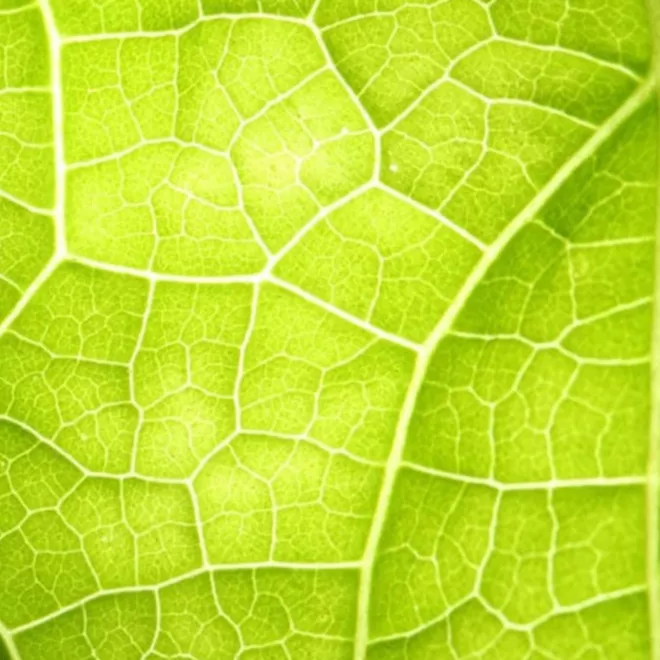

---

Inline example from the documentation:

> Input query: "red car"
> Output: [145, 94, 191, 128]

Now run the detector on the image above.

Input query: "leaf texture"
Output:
[0, 1, 658, 658]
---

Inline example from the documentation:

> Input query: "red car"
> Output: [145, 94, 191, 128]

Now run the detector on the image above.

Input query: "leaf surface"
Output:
[0, 0, 658, 658]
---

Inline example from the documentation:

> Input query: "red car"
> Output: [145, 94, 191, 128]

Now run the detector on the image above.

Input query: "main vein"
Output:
[354, 75, 657, 659]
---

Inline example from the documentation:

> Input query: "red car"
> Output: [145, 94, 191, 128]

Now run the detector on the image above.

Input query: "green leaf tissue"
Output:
[0, 0, 659, 658]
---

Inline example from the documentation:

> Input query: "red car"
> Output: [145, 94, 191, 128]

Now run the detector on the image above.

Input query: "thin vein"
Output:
[401, 461, 647, 490]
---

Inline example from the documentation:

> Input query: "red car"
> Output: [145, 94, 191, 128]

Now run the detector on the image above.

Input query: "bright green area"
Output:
[232, 70, 374, 251]
[318, 0, 493, 127]
[275, 188, 480, 342]
[368, 595, 649, 659]
[67, 142, 267, 275]
[14, 570, 356, 659]
[0, 8, 53, 208]
[382, 85, 599, 243]
[0, 0, 657, 658]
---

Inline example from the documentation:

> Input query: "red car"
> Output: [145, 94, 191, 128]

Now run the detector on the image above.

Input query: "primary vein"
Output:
[354, 74, 657, 660]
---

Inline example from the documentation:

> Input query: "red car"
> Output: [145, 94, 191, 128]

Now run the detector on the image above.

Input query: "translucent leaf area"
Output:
[0, 0, 658, 658]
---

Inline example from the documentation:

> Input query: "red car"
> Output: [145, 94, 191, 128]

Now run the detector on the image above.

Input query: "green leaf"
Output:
[0, 0, 658, 658]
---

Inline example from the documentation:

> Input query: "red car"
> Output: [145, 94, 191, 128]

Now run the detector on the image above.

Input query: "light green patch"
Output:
[203, 0, 316, 17]
[0, 9, 52, 208]
[233, 71, 374, 250]
[67, 143, 266, 275]
[61, 477, 202, 587]
[8, 433, 83, 510]
[54, 404, 138, 474]
[62, 38, 176, 162]
[452, 41, 638, 124]
[218, 19, 325, 119]
[0, 334, 131, 438]
[241, 283, 414, 460]
[319, 0, 492, 126]
[195, 435, 382, 562]
[533, 594, 650, 659]
[0, 505, 98, 627]
[0, 91, 54, 208]
[275, 187, 480, 342]
[133, 282, 251, 477]
[0, 8, 49, 89]
[368, 619, 530, 660]
[482, 491, 554, 623]
[407, 336, 533, 478]
[552, 364, 649, 478]
[552, 486, 646, 604]
[491, 0, 651, 74]
[384, 91, 595, 242]
[151, 569, 356, 659]
[15, 592, 156, 660]
[11, 262, 148, 361]
[50, 0, 199, 34]
[381, 81, 486, 220]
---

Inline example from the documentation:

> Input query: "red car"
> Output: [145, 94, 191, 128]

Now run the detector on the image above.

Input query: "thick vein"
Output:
[354, 75, 656, 659]
[0, 623, 20, 660]
[38, 0, 66, 258]
[0, 4, 67, 657]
